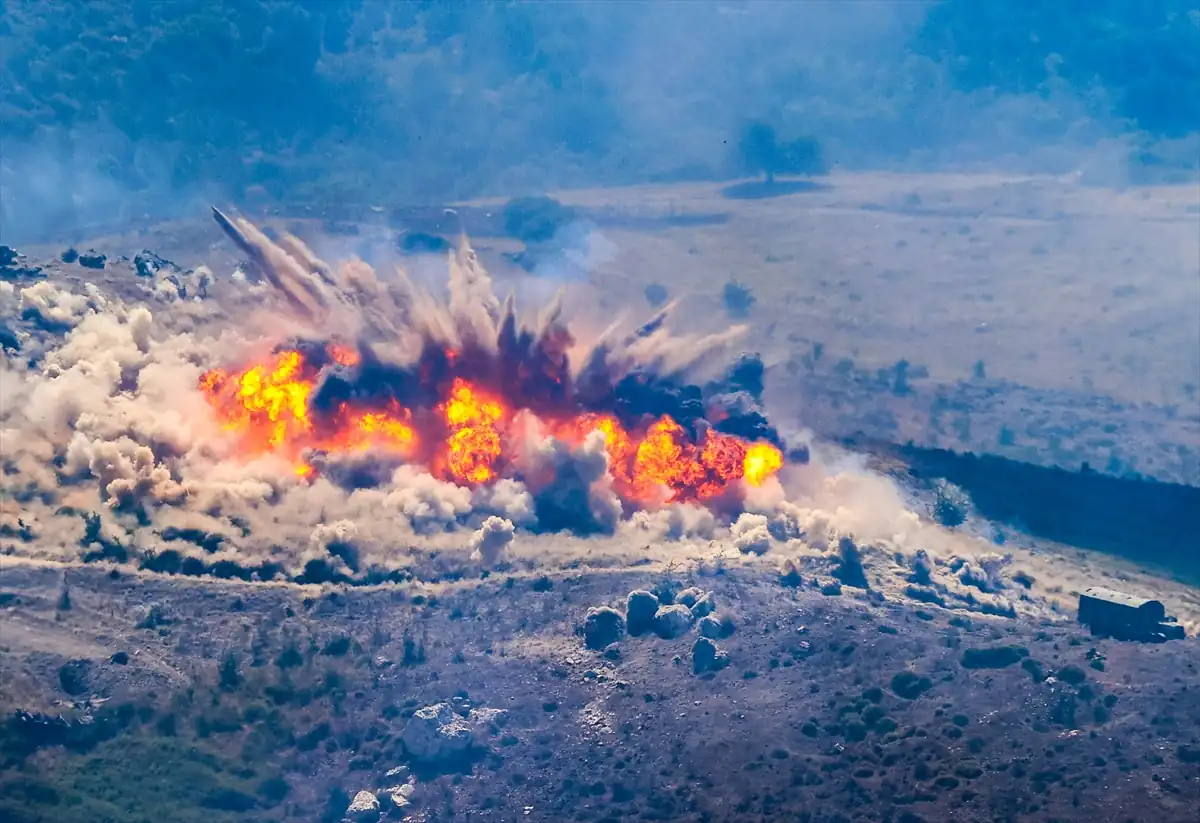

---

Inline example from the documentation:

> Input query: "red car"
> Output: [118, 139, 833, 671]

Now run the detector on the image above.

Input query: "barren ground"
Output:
[2, 171, 1198, 822]
[1, 558, 1199, 823]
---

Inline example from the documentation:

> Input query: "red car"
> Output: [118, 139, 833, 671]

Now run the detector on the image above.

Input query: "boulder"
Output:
[401, 703, 474, 764]
[675, 587, 703, 607]
[654, 604, 695, 639]
[400, 703, 506, 766]
[692, 636, 730, 674]
[690, 591, 716, 618]
[698, 615, 723, 639]
[583, 606, 625, 650]
[384, 778, 416, 811]
[625, 590, 659, 636]
[345, 790, 380, 821]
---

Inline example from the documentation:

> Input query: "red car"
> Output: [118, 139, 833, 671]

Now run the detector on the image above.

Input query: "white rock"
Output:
[402, 703, 474, 764]
[468, 707, 508, 731]
[345, 790, 380, 820]
[401, 703, 508, 765]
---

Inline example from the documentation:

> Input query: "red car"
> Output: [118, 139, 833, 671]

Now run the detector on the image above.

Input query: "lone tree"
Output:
[738, 122, 827, 184]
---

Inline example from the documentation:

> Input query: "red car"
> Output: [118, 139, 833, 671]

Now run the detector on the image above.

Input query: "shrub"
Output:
[932, 480, 970, 527]
[218, 651, 241, 692]
[400, 232, 452, 255]
[503, 196, 577, 245]
[322, 635, 352, 657]
[722, 280, 756, 318]
[644, 283, 669, 308]
[961, 645, 1028, 669]
[891, 671, 933, 700]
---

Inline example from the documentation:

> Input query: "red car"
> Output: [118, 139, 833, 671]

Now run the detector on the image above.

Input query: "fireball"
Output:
[196, 210, 786, 513]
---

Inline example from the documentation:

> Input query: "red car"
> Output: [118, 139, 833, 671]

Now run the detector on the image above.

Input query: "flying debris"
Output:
[202, 208, 785, 512]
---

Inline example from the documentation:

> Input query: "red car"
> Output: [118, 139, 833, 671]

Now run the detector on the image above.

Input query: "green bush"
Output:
[503, 196, 578, 245]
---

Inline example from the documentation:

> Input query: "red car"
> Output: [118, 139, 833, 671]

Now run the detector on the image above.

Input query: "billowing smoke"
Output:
[0, 211, 792, 583]
[4, 210, 1194, 635]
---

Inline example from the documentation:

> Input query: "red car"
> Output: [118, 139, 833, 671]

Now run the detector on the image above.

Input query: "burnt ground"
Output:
[1, 560, 1198, 823]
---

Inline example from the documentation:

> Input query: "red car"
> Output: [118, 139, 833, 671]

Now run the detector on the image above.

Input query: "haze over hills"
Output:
[0, 5, 1198, 821]
[2, 0, 1198, 242]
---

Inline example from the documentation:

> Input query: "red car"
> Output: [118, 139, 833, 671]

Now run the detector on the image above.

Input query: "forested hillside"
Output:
[1, 0, 1196, 238]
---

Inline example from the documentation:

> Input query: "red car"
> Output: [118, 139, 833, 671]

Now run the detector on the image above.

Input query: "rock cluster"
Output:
[400, 702, 507, 767]
[582, 586, 735, 675]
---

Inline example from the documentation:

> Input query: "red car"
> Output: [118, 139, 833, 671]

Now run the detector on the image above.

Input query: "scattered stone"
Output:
[625, 590, 659, 636]
[690, 591, 716, 619]
[961, 645, 1028, 669]
[692, 636, 730, 674]
[653, 604, 695, 639]
[583, 606, 625, 650]
[345, 789, 380, 820]
[400, 703, 504, 766]
[602, 643, 622, 662]
[77, 250, 106, 269]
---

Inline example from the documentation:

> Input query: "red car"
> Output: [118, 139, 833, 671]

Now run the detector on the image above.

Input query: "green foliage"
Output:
[0, 737, 279, 823]
[503, 196, 578, 245]
[737, 122, 828, 182]
[643, 283, 669, 308]
[913, 0, 1200, 138]
[961, 645, 1029, 669]
[722, 280, 756, 318]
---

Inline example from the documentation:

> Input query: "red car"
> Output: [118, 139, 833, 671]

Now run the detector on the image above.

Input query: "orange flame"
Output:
[199, 348, 784, 497]
[441, 378, 505, 485]
[199, 348, 415, 477]
[329, 341, 360, 367]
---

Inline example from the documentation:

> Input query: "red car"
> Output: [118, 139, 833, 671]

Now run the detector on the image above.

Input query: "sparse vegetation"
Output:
[737, 122, 828, 184]
[961, 645, 1029, 669]
[503, 196, 578, 246]
[643, 283, 669, 308]
[722, 280, 756, 318]
[891, 671, 933, 700]
[932, 480, 971, 528]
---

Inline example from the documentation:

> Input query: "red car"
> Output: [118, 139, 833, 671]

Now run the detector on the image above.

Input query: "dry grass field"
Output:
[463, 172, 1200, 485]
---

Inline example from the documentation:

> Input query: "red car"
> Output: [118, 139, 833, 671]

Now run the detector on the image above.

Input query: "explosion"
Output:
[199, 349, 783, 504]
[201, 346, 416, 478]
[196, 208, 786, 514]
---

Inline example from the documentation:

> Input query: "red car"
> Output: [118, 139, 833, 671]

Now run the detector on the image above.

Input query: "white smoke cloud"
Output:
[469, 516, 515, 566]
